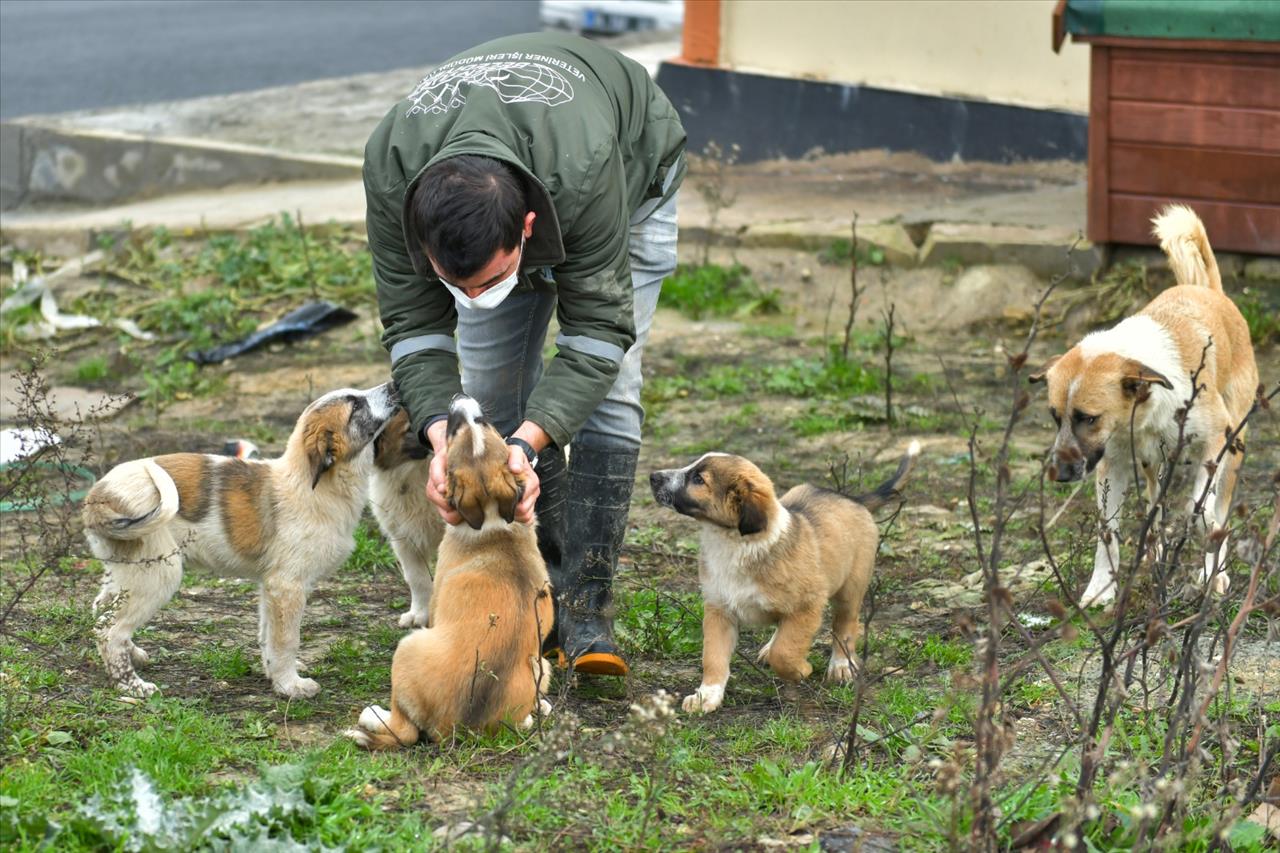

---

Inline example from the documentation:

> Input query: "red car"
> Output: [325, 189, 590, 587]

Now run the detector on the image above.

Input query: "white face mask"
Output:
[439, 237, 524, 312]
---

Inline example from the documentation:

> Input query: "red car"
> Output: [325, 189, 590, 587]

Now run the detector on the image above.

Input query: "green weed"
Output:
[616, 587, 703, 659]
[659, 263, 781, 320]
[343, 518, 397, 576]
[192, 644, 254, 680]
[73, 356, 110, 384]
[1235, 287, 1280, 345]
[817, 238, 886, 267]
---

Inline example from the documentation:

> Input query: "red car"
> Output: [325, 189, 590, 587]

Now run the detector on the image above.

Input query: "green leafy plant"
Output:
[659, 263, 780, 320]
[1235, 287, 1280, 345]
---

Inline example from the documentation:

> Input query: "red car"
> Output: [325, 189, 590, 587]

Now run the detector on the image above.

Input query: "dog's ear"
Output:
[1120, 360, 1174, 397]
[309, 431, 336, 489]
[735, 483, 770, 536]
[496, 472, 523, 525]
[448, 478, 487, 530]
[1028, 354, 1062, 384]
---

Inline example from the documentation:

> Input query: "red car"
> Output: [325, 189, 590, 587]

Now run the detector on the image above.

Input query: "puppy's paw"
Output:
[398, 609, 430, 629]
[539, 697, 553, 718]
[1210, 572, 1230, 596]
[275, 676, 321, 699]
[359, 704, 393, 733]
[756, 631, 777, 664]
[344, 727, 374, 749]
[825, 655, 858, 683]
[128, 643, 151, 668]
[118, 677, 158, 698]
[1079, 582, 1116, 609]
[681, 684, 724, 714]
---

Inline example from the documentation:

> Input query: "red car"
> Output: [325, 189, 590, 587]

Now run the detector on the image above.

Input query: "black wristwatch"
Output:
[505, 436, 538, 468]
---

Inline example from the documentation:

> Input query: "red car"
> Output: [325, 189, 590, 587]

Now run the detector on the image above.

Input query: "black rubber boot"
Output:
[532, 445, 568, 656]
[552, 445, 637, 677]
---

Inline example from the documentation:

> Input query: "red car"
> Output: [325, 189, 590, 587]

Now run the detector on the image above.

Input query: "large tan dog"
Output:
[83, 383, 396, 699]
[650, 443, 919, 714]
[1031, 205, 1258, 607]
[347, 395, 553, 749]
[369, 408, 445, 628]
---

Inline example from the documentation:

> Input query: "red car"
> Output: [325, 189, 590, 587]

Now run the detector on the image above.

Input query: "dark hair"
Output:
[407, 155, 526, 280]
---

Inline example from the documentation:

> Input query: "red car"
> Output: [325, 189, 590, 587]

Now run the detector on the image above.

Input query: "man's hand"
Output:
[424, 419, 462, 526]
[506, 421, 550, 525]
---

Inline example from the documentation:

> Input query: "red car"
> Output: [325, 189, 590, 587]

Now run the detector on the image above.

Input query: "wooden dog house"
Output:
[1053, 0, 1280, 255]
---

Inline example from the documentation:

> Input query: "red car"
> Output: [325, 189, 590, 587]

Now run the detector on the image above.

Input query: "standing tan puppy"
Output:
[650, 443, 918, 714]
[83, 384, 396, 698]
[347, 395, 553, 748]
[1030, 205, 1258, 607]
[369, 407, 445, 628]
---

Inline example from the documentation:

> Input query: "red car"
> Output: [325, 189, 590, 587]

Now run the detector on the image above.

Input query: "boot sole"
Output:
[571, 652, 629, 677]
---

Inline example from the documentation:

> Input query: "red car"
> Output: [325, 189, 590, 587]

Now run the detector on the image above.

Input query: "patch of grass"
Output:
[14, 217, 378, 406]
[742, 321, 796, 340]
[616, 587, 703, 659]
[73, 356, 110, 384]
[761, 351, 881, 397]
[192, 644, 254, 680]
[1235, 286, 1280, 345]
[790, 405, 863, 437]
[343, 518, 396, 576]
[817, 238, 886, 267]
[722, 716, 822, 756]
[659, 263, 781, 320]
[139, 356, 226, 405]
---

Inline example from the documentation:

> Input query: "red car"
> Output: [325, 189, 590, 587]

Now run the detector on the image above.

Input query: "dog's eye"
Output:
[1073, 411, 1098, 427]
[689, 471, 704, 485]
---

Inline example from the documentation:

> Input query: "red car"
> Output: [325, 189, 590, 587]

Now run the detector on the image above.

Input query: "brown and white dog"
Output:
[369, 408, 445, 628]
[83, 383, 396, 698]
[347, 395, 554, 748]
[650, 443, 919, 713]
[1030, 205, 1258, 608]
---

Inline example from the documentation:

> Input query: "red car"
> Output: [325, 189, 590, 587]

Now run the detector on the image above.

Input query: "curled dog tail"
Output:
[1152, 204, 1222, 292]
[852, 440, 920, 512]
[82, 460, 180, 541]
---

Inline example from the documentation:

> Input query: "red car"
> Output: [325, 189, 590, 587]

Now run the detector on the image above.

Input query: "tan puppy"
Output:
[347, 395, 554, 748]
[650, 443, 919, 714]
[1031, 205, 1258, 607]
[369, 408, 445, 628]
[83, 384, 397, 698]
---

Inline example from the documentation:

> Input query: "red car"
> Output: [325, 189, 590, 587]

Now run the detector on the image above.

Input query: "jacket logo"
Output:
[406, 61, 576, 116]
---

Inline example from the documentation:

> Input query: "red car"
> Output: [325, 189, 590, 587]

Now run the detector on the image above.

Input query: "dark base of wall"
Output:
[655, 62, 1089, 164]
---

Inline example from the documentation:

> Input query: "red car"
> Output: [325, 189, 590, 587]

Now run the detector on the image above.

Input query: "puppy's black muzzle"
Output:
[649, 471, 674, 507]
[1051, 460, 1086, 483]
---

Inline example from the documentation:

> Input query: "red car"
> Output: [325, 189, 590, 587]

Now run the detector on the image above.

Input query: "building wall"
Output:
[717, 0, 1090, 113]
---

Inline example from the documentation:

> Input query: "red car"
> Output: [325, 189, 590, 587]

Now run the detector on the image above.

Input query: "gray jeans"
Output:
[457, 193, 678, 452]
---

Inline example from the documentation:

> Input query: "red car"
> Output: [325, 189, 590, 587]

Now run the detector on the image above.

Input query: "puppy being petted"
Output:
[83, 384, 396, 699]
[650, 444, 918, 713]
[348, 395, 553, 749]
[1030, 205, 1258, 608]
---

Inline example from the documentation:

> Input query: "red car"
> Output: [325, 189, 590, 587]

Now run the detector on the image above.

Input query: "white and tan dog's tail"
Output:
[1152, 204, 1222, 292]
[82, 459, 180, 541]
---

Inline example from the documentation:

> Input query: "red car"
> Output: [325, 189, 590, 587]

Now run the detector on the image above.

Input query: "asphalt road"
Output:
[0, 0, 541, 119]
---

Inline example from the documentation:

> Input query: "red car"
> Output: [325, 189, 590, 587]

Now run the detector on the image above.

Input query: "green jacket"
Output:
[365, 32, 686, 448]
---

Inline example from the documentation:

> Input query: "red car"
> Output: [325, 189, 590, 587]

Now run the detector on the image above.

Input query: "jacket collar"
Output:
[400, 134, 566, 280]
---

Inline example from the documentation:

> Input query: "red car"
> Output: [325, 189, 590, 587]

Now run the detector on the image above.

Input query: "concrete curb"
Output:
[684, 220, 1101, 278]
[1, 121, 361, 210]
[919, 222, 1102, 278]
